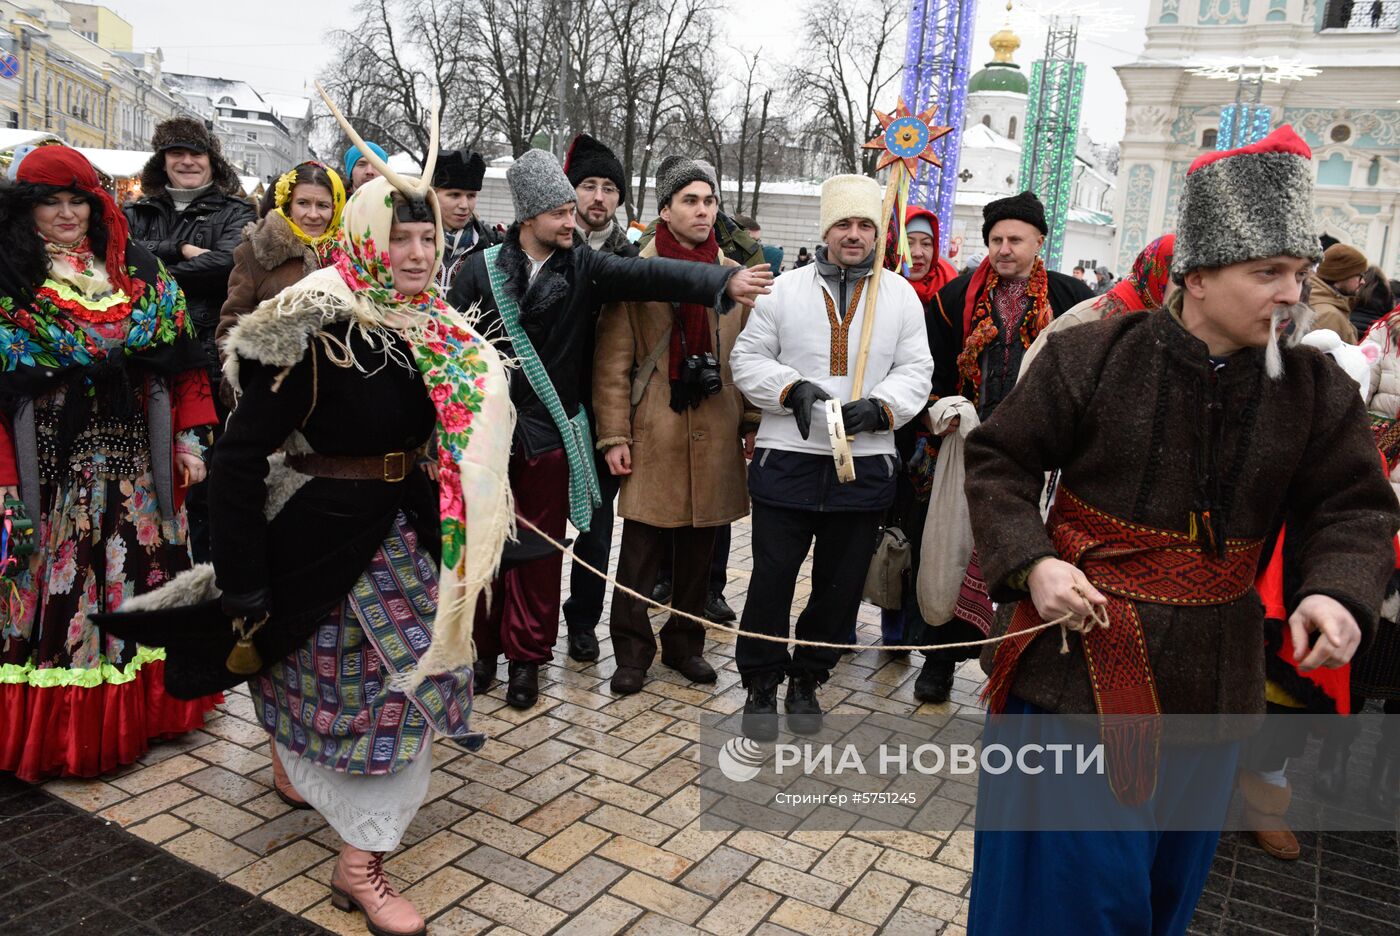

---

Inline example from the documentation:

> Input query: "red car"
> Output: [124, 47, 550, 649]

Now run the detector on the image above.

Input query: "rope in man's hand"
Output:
[515, 516, 1072, 654]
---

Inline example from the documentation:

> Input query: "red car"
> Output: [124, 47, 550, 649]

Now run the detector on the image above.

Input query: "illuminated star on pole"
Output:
[863, 99, 954, 175]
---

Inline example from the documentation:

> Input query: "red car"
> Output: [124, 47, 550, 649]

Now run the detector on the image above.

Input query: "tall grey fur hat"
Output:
[655, 155, 716, 208]
[508, 148, 577, 222]
[1172, 125, 1322, 281]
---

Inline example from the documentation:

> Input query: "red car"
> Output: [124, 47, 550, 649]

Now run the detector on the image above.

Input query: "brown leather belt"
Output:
[285, 448, 423, 483]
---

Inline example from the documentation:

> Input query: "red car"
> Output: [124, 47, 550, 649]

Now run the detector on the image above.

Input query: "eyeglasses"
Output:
[577, 181, 619, 197]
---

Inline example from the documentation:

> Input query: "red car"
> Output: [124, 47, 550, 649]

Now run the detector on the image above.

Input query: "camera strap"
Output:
[631, 323, 672, 408]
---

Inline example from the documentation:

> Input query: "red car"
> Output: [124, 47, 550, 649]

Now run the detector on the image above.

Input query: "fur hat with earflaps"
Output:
[1172, 125, 1322, 282]
[138, 117, 243, 198]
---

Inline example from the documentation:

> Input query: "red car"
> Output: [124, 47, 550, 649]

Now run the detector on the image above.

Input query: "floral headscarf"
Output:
[331, 175, 444, 316]
[1096, 234, 1175, 320]
[273, 161, 346, 263]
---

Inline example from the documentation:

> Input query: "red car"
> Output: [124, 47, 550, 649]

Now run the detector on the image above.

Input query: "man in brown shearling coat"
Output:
[962, 127, 1400, 935]
[593, 157, 758, 696]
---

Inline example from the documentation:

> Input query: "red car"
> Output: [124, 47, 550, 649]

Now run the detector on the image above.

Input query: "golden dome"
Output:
[990, 28, 1020, 64]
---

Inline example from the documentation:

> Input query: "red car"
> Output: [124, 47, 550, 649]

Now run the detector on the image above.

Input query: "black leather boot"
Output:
[1314, 715, 1360, 801]
[785, 674, 823, 736]
[913, 654, 956, 704]
[567, 626, 600, 662]
[742, 673, 782, 742]
[473, 656, 497, 695]
[506, 661, 540, 709]
[1367, 718, 1400, 816]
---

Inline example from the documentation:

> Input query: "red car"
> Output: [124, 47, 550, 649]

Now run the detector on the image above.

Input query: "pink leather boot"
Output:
[268, 741, 311, 810]
[330, 843, 427, 936]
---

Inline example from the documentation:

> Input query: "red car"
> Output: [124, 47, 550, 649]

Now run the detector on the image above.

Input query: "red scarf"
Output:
[956, 256, 1053, 401]
[654, 221, 718, 406]
[885, 206, 956, 305]
[1095, 234, 1174, 320]
[16, 145, 136, 298]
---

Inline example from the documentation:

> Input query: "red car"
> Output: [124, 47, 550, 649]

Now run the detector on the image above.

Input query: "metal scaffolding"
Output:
[1017, 14, 1085, 272]
[900, 0, 978, 254]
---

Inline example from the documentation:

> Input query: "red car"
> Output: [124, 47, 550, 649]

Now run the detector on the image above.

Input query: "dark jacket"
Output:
[930, 265, 1094, 407]
[965, 310, 1400, 721]
[438, 217, 502, 293]
[212, 320, 440, 630]
[448, 224, 737, 456]
[125, 188, 257, 350]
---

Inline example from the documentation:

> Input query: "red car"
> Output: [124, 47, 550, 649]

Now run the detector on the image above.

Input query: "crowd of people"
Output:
[0, 107, 1396, 936]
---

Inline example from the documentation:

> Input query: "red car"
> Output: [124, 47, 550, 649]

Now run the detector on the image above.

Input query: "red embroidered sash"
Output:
[983, 487, 1264, 804]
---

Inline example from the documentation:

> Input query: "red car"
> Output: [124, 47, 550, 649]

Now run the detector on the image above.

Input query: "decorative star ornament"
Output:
[863, 99, 954, 175]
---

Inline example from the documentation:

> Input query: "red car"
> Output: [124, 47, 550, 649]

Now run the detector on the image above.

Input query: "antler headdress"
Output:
[315, 81, 444, 237]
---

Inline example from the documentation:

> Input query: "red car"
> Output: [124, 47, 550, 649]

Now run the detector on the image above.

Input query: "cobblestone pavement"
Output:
[14, 515, 1400, 935]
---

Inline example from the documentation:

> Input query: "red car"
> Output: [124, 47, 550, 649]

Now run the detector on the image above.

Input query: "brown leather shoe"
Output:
[1238, 771, 1300, 860]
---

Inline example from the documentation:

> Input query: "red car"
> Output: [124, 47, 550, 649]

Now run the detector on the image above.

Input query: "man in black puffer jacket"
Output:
[125, 117, 256, 560]
[125, 118, 256, 406]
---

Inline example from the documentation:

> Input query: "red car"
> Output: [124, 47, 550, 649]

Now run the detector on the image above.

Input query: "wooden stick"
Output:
[849, 164, 902, 399]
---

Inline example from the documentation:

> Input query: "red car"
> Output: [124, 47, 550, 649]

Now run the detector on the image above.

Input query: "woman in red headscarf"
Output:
[0, 145, 219, 782]
[862, 207, 959, 662]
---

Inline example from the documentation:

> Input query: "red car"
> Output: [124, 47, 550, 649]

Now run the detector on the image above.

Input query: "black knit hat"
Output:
[432, 148, 486, 191]
[981, 190, 1048, 244]
[563, 133, 626, 199]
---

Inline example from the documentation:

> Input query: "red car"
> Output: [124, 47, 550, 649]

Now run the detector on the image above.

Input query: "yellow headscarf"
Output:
[273, 160, 346, 253]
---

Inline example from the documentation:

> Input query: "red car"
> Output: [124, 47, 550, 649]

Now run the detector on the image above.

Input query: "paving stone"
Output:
[766, 899, 876, 936]
[455, 844, 556, 896]
[98, 783, 200, 827]
[535, 855, 629, 912]
[697, 882, 782, 936]
[128, 812, 194, 844]
[233, 807, 328, 855]
[164, 828, 258, 877]
[746, 860, 847, 910]
[462, 882, 567, 936]
[526, 820, 612, 873]
[173, 795, 264, 839]
[226, 840, 335, 895]
[401, 865, 484, 918]
[835, 870, 909, 927]
[586, 803, 676, 846]
[565, 893, 645, 936]
[182, 765, 270, 805]
[596, 836, 693, 881]
[680, 845, 759, 899]
[453, 811, 546, 857]
[519, 790, 601, 836]
[512, 762, 591, 805]
[609, 870, 712, 925]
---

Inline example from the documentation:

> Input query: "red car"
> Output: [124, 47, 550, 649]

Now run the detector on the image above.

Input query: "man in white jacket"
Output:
[730, 174, 934, 740]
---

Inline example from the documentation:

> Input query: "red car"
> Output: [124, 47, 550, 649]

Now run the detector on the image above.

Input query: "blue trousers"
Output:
[968, 696, 1237, 936]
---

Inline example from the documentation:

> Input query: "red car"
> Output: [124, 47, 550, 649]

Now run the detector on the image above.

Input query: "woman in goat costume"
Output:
[116, 93, 513, 936]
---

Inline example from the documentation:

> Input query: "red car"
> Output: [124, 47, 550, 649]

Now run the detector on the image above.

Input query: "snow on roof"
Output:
[0, 130, 64, 153]
[165, 73, 268, 112]
[74, 148, 152, 179]
[962, 123, 1022, 154]
[262, 93, 312, 122]
[238, 175, 264, 196]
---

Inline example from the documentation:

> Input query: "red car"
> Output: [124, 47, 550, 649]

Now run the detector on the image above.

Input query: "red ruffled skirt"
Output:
[0, 655, 221, 783]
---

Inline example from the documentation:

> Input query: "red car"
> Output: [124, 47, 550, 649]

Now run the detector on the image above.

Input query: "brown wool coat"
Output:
[216, 212, 320, 362]
[966, 309, 1400, 721]
[593, 243, 756, 528]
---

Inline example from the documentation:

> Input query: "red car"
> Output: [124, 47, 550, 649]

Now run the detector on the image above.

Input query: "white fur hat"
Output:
[820, 174, 883, 237]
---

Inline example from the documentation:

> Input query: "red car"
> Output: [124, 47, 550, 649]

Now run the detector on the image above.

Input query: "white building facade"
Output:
[1114, 0, 1400, 277]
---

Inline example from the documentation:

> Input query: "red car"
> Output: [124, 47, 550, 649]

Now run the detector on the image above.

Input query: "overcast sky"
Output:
[111, 0, 1147, 145]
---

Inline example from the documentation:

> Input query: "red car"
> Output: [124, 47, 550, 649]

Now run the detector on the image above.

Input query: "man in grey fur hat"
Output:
[962, 126, 1400, 935]
[449, 148, 772, 709]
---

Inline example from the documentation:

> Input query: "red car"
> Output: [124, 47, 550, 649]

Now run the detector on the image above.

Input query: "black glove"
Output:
[221, 587, 271, 621]
[785, 381, 832, 440]
[840, 398, 891, 435]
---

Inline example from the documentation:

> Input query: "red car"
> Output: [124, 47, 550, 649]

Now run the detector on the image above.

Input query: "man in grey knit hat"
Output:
[448, 148, 773, 710]
[961, 126, 1399, 934]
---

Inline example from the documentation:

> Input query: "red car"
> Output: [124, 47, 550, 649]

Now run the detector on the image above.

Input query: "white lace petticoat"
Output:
[275, 737, 432, 852]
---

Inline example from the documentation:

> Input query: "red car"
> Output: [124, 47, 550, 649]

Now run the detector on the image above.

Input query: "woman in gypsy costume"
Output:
[216, 160, 346, 365]
[0, 146, 219, 782]
[117, 103, 513, 934]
